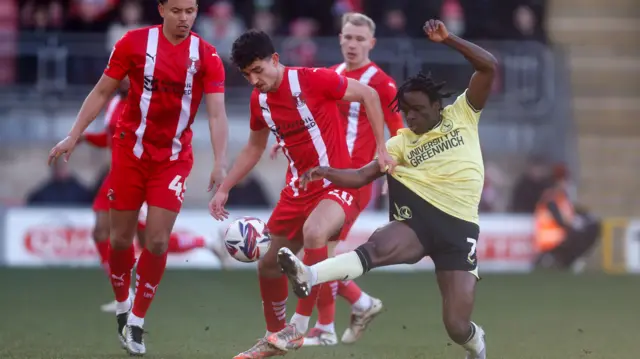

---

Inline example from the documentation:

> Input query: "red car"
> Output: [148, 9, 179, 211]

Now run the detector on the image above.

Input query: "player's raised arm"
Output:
[299, 161, 384, 191]
[423, 19, 497, 111]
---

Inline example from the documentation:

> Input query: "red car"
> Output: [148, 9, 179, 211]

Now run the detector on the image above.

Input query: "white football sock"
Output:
[311, 252, 364, 285]
[115, 296, 131, 315]
[314, 322, 335, 333]
[290, 313, 310, 333]
[127, 312, 144, 328]
[462, 322, 485, 355]
[352, 292, 373, 312]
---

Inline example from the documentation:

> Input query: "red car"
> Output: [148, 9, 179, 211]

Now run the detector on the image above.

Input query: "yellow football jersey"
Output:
[387, 90, 484, 224]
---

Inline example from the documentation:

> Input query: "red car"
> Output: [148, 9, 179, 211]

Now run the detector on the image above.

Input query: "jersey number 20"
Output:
[328, 190, 354, 206]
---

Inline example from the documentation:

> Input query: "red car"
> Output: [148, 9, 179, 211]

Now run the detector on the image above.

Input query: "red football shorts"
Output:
[109, 144, 193, 213]
[268, 186, 361, 242]
[92, 172, 112, 212]
[337, 183, 374, 240]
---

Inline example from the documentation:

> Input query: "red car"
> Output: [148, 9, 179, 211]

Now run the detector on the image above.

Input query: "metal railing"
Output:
[3, 33, 557, 118]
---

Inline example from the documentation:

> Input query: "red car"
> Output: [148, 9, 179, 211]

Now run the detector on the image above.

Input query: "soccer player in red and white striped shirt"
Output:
[48, 0, 229, 355]
[305, 12, 405, 347]
[210, 29, 396, 358]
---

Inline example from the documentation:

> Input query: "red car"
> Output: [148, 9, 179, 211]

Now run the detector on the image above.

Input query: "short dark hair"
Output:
[391, 72, 454, 112]
[231, 29, 276, 69]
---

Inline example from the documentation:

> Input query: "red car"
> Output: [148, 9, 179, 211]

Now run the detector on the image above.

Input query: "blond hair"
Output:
[341, 12, 376, 35]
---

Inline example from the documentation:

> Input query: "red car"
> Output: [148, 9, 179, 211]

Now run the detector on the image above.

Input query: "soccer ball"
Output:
[223, 217, 271, 263]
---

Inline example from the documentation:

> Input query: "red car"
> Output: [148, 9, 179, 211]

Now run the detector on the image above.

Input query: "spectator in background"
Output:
[196, 0, 245, 61]
[510, 156, 551, 213]
[378, 8, 407, 38]
[491, 0, 547, 42]
[26, 161, 93, 206]
[252, 9, 276, 36]
[533, 165, 599, 272]
[480, 162, 508, 212]
[65, 0, 119, 33]
[282, 18, 318, 67]
[106, 0, 146, 50]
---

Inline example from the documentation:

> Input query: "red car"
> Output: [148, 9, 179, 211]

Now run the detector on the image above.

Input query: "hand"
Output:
[423, 19, 449, 43]
[298, 166, 328, 191]
[48, 136, 79, 165]
[209, 190, 230, 220]
[269, 142, 282, 160]
[208, 165, 227, 193]
[376, 147, 397, 174]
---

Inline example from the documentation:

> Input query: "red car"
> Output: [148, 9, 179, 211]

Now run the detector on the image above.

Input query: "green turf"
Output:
[0, 269, 635, 359]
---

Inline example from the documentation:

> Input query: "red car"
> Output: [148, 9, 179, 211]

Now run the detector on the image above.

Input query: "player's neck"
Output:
[161, 25, 188, 46]
[345, 58, 371, 72]
[271, 64, 286, 92]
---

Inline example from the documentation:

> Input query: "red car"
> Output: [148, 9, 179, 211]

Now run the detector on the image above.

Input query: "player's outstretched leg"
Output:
[278, 220, 425, 335]
[278, 220, 425, 297]
[108, 209, 139, 348]
[233, 235, 301, 359]
[267, 199, 345, 352]
[436, 271, 485, 359]
[123, 206, 176, 356]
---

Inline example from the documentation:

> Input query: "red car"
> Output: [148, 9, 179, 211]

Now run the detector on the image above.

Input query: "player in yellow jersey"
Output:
[276, 19, 496, 359]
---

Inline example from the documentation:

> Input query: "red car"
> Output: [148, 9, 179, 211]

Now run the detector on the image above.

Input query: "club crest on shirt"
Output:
[440, 119, 454, 133]
[292, 91, 306, 109]
[187, 57, 200, 74]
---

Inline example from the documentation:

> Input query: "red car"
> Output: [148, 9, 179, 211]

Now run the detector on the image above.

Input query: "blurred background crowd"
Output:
[2, 0, 639, 225]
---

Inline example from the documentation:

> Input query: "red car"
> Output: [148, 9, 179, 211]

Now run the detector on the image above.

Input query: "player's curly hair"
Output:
[391, 72, 454, 112]
[231, 29, 276, 69]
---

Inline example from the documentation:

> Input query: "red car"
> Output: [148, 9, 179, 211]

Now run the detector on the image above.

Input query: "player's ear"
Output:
[271, 53, 280, 66]
[158, 3, 165, 18]
[370, 37, 377, 50]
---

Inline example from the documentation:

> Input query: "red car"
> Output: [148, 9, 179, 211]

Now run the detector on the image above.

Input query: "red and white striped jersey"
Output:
[331, 62, 404, 168]
[250, 67, 352, 199]
[104, 25, 225, 162]
[84, 94, 125, 149]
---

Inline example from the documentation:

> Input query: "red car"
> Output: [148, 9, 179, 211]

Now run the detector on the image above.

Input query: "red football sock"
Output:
[95, 239, 111, 275]
[132, 249, 168, 318]
[167, 233, 206, 253]
[108, 245, 136, 302]
[295, 246, 328, 316]
[259, 275, 288, 333]
[338, 280, 362, 305]
[316, 281, 338, 325]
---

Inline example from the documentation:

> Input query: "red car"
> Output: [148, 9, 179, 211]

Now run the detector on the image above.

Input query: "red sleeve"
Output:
[104, 32, 132, 80]
[308, 68, 348, 101]
[374, 78, 404, 136]
[249, 90, 267, 131]
[83, 132, 109, 148]
[202, 43, 225, 94]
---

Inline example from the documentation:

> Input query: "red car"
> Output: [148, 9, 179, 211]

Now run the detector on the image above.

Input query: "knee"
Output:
[443, 315, 472, 344]
[302, 222, 331, 248]
[111, 229, 134, 250]
[258, 249, 281, 278]
[93, 225, 109, 243]
[144, 233, 169, 255]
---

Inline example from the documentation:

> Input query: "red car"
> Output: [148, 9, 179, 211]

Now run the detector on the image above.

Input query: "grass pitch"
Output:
[0, 269, 635, 359]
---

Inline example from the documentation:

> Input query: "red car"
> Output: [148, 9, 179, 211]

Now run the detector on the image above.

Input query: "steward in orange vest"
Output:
[533, 167, 599, 270]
